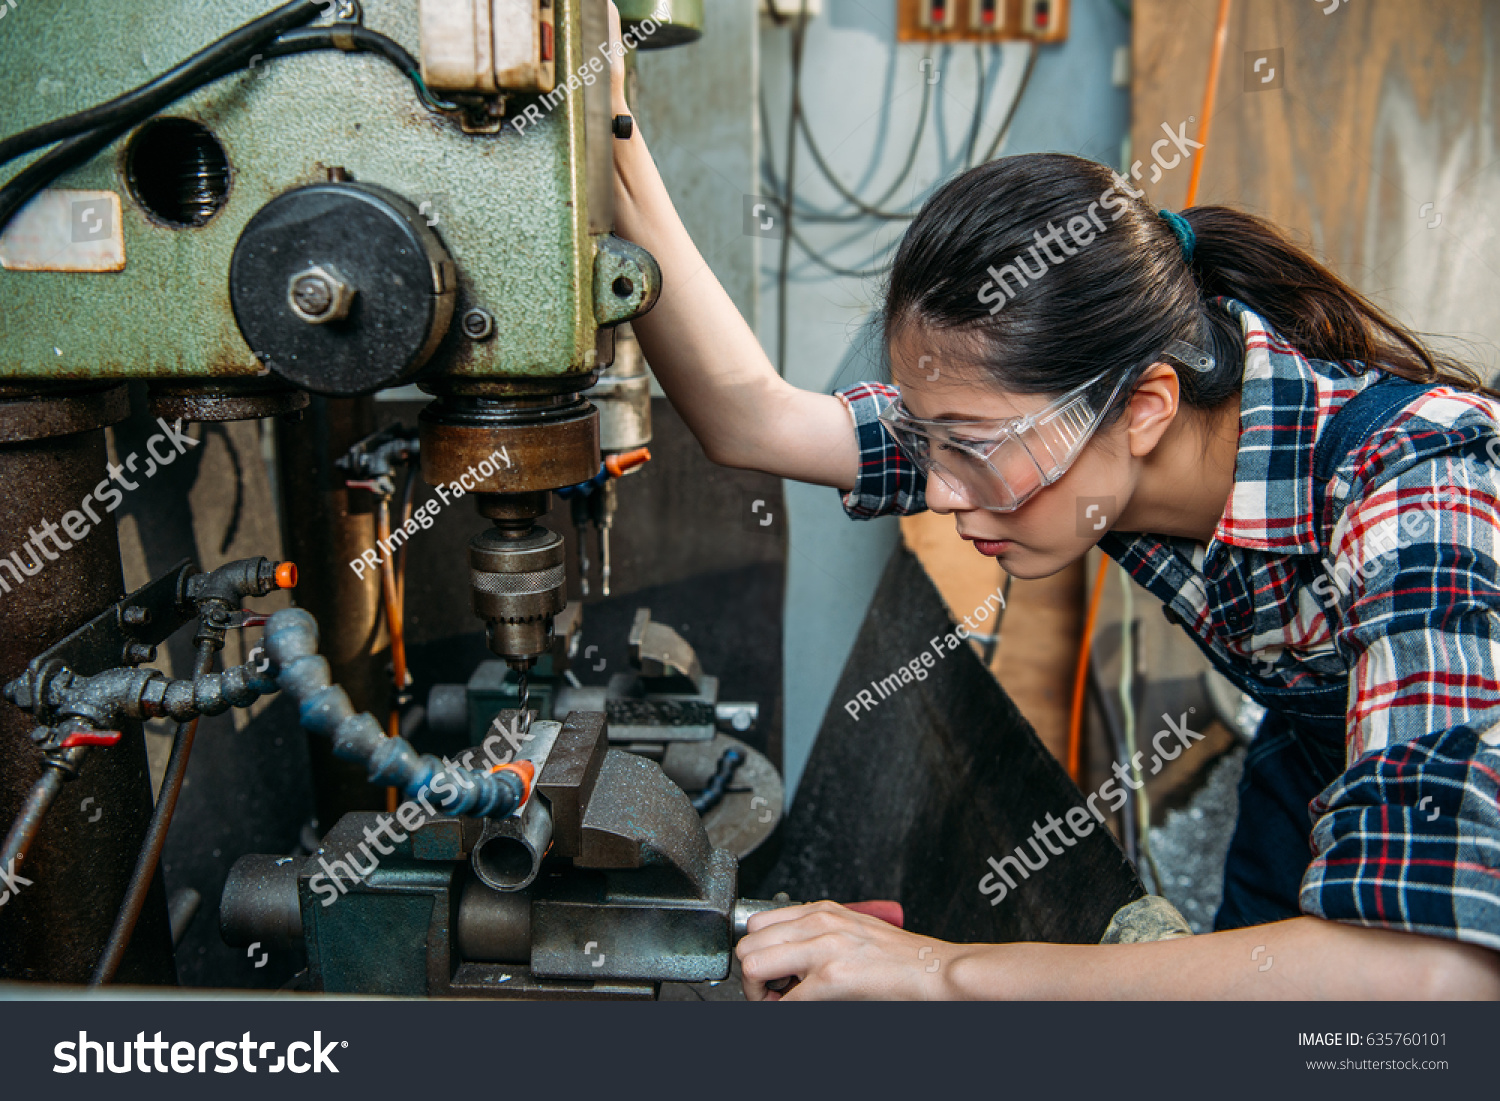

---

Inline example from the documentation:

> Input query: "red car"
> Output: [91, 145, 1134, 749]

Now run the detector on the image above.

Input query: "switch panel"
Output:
[897, 0, 1067, 43]
[420, 0, 557, 95]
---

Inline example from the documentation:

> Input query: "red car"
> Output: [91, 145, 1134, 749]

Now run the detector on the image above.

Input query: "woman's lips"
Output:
[961, 534, 1011, 556]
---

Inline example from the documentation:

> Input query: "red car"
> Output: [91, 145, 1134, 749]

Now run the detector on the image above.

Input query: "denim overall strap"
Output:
[1215, 375, 1440, 930]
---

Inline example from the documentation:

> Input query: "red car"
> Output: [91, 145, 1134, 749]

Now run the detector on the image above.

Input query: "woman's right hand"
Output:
[606, 2, 629, 122]
[601, 1, 860, 494]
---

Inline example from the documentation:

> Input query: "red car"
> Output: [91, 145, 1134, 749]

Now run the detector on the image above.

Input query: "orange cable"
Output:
[1066, 560, 1110, 783]
[1065, 0, 1234, 785]
[1184, 0, 1232, 208]
[375, 497, 407, 811]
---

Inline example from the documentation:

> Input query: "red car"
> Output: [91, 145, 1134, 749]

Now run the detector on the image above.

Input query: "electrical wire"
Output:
[1067, 558, 1110, 783]
[962, 45, 987, 171]
[775, 0, 811, 374]
[90, 639, 217, 985]
[0, 10, 453, 235]
[0, 0, 320, 170]
[1185, 0, 1232, 207]
[758, 77, 935, 225]
[1119, 569, 1164, 892]
[978, 42, 1038, 163]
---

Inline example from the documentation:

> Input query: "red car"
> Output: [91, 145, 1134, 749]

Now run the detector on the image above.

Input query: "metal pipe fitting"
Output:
[262, 608, 530, 818]
[471, 797, 552, 892]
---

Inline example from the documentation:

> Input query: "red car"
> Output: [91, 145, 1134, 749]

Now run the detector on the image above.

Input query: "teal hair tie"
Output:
[1158, 209, 1195, 263]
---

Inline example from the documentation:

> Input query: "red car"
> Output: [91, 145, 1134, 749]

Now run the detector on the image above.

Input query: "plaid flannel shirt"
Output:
[833, 298, 1500, 950]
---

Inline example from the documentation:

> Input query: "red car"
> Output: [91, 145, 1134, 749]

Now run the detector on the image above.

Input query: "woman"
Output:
[606, 10, 1500, 999]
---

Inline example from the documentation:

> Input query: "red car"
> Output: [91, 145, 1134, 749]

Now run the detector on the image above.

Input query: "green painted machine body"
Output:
[0, 0, 637, 386]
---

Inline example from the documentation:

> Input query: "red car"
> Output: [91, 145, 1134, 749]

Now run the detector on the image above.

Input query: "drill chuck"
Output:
[469, 525, 566, 664]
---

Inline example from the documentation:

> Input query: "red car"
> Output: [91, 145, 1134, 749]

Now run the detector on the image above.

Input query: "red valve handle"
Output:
[59, 730, 123, 749]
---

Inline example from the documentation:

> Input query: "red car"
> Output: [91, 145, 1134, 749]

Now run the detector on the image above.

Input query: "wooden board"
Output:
[1133, 0, 1500, 372]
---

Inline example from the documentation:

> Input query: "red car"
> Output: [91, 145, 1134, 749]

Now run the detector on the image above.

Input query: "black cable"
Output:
[89, 639, 218, 986]
[0, 0, 321, 169]
[978, 42, 1039, 164]
[788, 222, 896, 280]
[776, 1, 810, 375]
[789, 44, 992, 221]
[962, 45, 987, 171]
[0, 17, 452, 236]
[759, 77, 934, 225]
[793, 105, 925, 222]
[0, 121, 134, 239]
[692, 747, 746, 815]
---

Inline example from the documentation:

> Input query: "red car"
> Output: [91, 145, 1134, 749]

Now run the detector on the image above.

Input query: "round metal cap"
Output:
[229, 182, 456, 396]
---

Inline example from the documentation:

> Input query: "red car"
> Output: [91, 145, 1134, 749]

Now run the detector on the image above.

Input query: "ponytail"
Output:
[1182, 205, 1497, 397]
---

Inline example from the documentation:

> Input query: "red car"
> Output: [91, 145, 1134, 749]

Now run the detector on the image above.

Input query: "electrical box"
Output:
[419, 0, 557, 94]
[897, 0, 1068, 43]
[759, 0, 823, 17]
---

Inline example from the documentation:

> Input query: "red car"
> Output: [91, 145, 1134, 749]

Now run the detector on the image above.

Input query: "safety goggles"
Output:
[878, 340, 1214, 512]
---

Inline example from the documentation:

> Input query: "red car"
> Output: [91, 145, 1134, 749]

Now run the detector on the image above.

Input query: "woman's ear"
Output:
[1123, 363, 1180, 458]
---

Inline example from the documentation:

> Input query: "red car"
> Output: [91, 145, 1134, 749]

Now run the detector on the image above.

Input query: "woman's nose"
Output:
[922, 471, 971, 515]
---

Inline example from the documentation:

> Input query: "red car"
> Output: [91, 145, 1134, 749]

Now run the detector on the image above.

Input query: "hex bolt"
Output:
[122, 606, 150, 627]
[612, 114, 634, 140]
[462, 307, 496, 341]
[287, 264, 356, 324]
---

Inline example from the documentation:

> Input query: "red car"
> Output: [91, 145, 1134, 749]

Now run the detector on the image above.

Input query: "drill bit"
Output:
[515, 669, 532, 736]
[576, 521, 591, 597]
[600, 524, 611, 597]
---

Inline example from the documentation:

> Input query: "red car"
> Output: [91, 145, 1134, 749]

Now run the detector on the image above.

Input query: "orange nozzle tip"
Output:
[492, 758, 536, 798]
[275, 561, 299, 589]
[605, 447, 652, 478]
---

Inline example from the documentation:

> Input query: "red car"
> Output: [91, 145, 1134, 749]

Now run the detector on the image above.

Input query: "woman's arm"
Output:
[737, 902, 1500, 999]
[607, 4, 857, 489]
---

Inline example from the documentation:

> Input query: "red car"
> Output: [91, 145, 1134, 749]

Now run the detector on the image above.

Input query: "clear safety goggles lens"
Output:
[878, 342, 1212, 513]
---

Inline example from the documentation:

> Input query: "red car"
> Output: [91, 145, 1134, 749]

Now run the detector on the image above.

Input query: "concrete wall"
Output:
[759, 1, 1133, 800]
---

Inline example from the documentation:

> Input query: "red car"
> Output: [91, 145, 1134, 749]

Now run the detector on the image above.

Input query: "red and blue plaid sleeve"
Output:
[1300, 395, 1500, 949]
[834, 382, 927, 520]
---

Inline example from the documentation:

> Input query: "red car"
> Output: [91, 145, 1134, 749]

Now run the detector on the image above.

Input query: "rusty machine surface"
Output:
[0, 0, 784, 996]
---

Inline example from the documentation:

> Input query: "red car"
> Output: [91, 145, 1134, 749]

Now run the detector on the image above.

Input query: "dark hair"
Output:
[884, 153, 1496, 419]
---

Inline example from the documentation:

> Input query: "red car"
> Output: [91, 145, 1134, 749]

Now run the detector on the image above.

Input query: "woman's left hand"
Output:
[736, 900, 961, 1000]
